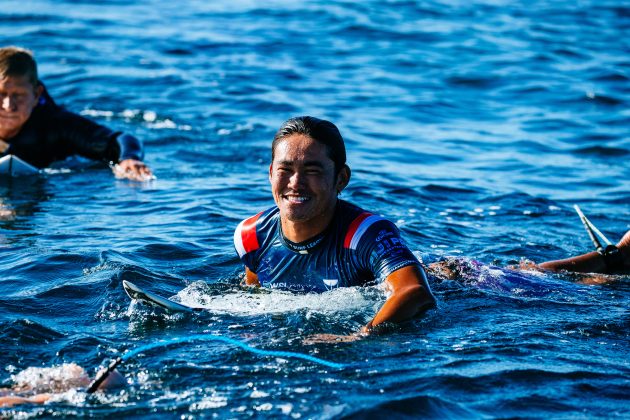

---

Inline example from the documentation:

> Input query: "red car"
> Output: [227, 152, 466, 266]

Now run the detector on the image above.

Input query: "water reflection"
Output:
[0, 177, 49, 224]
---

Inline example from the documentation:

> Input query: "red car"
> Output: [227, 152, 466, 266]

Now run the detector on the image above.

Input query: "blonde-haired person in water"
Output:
[0, 46, 153, 180]
[0, 363, 124, 407]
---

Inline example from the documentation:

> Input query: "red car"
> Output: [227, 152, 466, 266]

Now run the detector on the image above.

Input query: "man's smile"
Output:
[283, 194, 311, 204]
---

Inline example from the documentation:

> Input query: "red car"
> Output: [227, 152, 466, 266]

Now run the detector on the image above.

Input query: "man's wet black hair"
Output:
[272, 116, 347, 175]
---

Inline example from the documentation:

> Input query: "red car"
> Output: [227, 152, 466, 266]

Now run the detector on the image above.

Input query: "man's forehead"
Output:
[0, 75, 34, 89]
[272, 141, 333, 166]
[274, 134, 328, 154]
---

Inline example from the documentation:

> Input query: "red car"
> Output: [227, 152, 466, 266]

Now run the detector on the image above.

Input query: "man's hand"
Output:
[112, 159, 154, 181]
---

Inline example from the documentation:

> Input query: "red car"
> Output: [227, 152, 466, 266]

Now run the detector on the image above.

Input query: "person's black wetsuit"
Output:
[2, 84, 143, 168]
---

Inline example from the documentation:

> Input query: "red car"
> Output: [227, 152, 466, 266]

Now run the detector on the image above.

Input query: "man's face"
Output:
[0, 75, 41, 140]
[270, 134, 347, 230]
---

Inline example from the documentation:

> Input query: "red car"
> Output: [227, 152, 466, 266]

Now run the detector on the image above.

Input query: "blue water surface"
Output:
[0, 0, 629, 418]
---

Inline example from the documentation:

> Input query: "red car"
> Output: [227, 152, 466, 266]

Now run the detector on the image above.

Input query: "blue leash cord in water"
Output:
[87, 334, 346, 393]
[124, 334, 346, 369]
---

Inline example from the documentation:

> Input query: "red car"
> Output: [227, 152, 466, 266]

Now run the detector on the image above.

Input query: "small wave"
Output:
[580, 92, 625, 106]
[341, 394, 481, 419]
[0, 319, 64, 344]
[80, 108, 192, 131]
[571, 145, 629, 157]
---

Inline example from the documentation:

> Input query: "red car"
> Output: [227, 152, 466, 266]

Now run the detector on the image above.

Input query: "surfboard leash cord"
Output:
[87, 333, 346, 393]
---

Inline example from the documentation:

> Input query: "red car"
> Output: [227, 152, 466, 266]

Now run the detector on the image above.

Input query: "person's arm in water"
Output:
[0, 393, 52, 407]
[0, 368, 125, 408]
[247, 264, 434, 343]
[53, 110, 153, 181]
[538, 230, 630, 274]
[301, 265, 435, 344]
[362, 265, 435, 333]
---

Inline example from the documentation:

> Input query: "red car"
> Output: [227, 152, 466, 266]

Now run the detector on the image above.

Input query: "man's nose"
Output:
[1, 96, 16, 111]
[288, 171, 304, 188]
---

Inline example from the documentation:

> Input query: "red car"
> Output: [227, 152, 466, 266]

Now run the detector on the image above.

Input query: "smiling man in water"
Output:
[0, 46, 152, 180]
[234, 116, 436, 336]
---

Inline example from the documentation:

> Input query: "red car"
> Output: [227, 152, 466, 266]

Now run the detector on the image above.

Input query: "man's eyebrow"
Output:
[276, 160, 326, 168]
[304, 160, 325, 168]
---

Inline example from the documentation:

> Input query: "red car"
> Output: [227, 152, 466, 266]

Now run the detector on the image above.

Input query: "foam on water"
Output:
[9, 363, 90, 394]
[174, 281, 383, 316]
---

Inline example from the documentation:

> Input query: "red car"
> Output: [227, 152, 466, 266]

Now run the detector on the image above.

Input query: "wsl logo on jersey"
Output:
[322, 279, 339, 291]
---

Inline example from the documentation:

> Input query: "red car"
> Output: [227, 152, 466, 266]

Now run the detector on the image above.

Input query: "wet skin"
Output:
[0, 75, 42, 141]
[269, 133, 349, 243]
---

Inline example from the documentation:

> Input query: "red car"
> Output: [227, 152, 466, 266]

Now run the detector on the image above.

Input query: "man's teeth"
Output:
[286, 196, 310, 202]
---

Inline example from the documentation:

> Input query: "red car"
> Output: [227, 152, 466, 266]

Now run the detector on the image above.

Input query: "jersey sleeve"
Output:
[347, 215, 420, 283]
[116, 133, 144, 161]
[233, 212, 263, 273]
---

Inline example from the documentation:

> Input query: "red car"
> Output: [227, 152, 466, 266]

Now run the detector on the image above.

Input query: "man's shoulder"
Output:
[33, 84, 97, 127]
[336, 200, 401, 249]
[336, 199, 368, 222]
[233, 206, 278, 258]
[336, 200, 396, 228]
[236, 206, 279, 228]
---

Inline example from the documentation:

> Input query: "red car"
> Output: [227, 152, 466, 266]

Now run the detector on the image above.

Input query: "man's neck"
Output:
[281, 211, 336, 244]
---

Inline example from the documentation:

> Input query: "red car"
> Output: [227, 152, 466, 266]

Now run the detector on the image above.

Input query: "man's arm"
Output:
[0, 393, 51, 407]
[538, 230, 630, 274]
[363, 265, 436, 333]
[55, 110, 153, 181]
[303, 264, 436, 344]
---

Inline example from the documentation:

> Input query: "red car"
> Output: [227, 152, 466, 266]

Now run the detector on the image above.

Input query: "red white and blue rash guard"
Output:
[234, 200, 420, 293]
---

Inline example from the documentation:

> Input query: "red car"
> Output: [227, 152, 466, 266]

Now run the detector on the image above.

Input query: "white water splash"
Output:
[175, 281, 383, 316]
[10, 363, 90, 393]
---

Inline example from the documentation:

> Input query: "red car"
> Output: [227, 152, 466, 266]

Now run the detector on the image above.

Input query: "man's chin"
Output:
[0, 123, 22, 139]
[280, 207, 314, 223]
[282, 213, 311, 223]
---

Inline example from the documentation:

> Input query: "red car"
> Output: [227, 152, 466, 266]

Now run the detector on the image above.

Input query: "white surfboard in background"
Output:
[0, 155, 39, 177]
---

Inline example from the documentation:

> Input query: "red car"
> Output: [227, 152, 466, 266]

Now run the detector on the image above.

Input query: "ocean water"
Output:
[1, 0, 629, 418]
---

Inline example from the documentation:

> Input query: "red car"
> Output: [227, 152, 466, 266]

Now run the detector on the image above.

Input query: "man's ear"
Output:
[268, 163, 273, 182]
[34, 84, 43, 102]
[336, 165, 351, 194]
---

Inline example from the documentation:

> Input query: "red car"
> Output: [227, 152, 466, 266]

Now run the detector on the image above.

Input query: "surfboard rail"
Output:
[122, 280, 201, 313]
